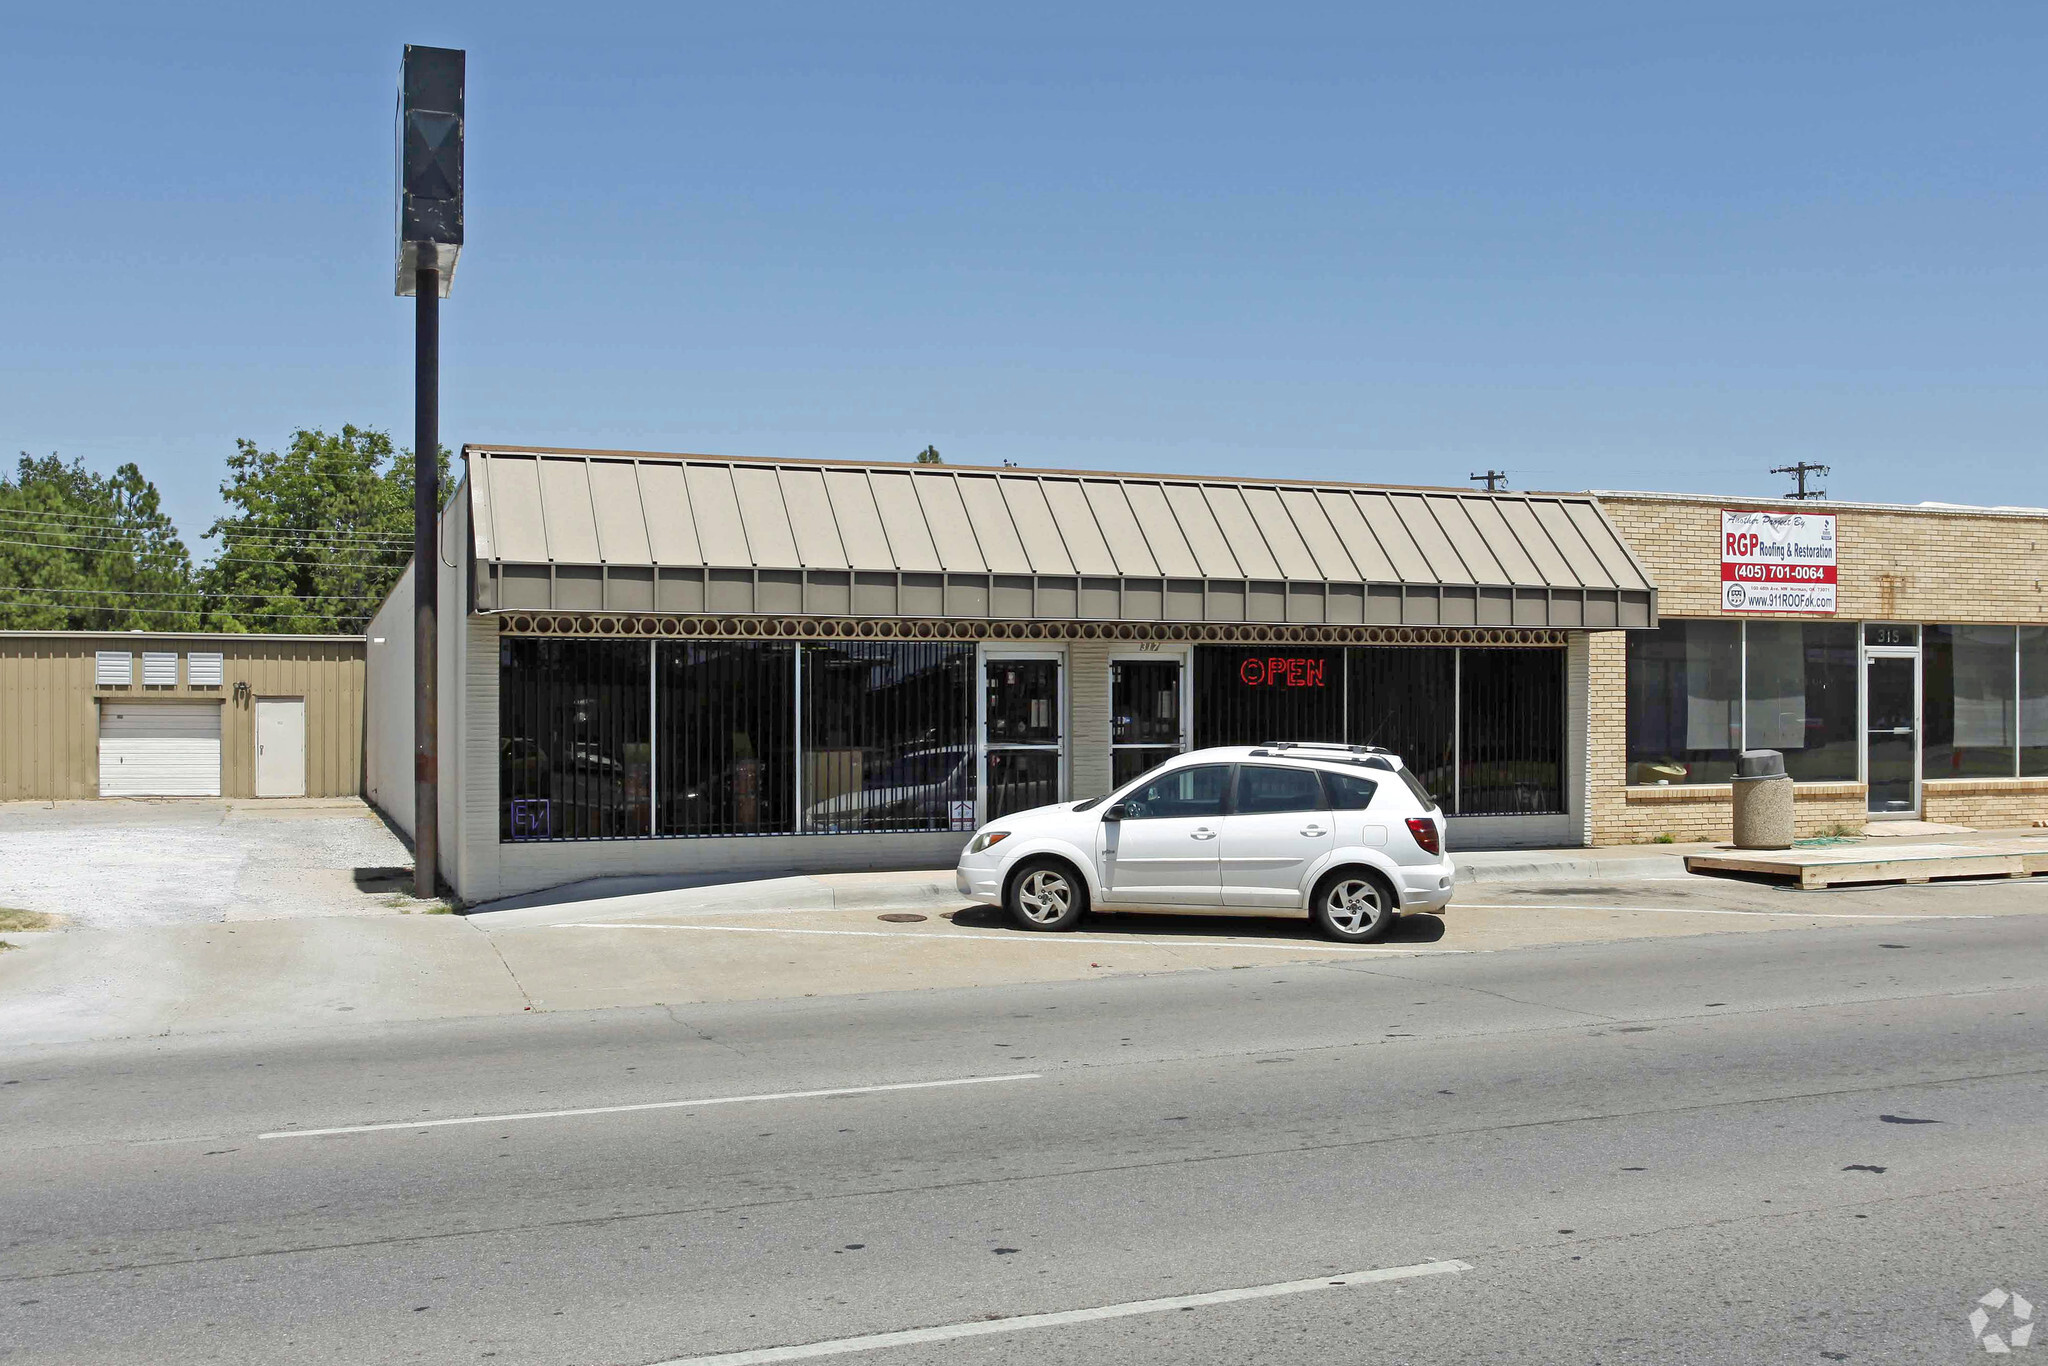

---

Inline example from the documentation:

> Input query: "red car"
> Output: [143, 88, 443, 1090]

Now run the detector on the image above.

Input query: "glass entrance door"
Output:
[1111, 658, 1184, 787]
[985, 657, 1062, 819]
[1866, 655, 1919, 815]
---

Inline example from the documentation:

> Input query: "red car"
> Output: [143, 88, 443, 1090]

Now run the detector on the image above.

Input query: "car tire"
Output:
[1006, 858, 1088, 932]
[1310, 869, 1398, 943]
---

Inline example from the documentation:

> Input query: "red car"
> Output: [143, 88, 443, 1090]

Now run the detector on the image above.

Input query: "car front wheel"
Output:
[1310, 870, 1397, 943]
[1006, 858, 1088, 932]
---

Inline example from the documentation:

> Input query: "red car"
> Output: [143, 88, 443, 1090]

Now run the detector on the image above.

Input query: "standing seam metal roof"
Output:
[466, 448, 1657, 629]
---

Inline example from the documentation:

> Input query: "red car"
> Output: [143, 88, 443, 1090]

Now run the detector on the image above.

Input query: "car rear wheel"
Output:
[1311, 870, 1397, 943]
[1006, 858, 1087, 932]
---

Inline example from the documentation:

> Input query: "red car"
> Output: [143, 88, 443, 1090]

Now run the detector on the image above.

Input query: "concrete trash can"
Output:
[1731, 749, 1794, 850]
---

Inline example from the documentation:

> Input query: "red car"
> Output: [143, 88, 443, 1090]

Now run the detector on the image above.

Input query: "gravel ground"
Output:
[0, 799, 418, 928]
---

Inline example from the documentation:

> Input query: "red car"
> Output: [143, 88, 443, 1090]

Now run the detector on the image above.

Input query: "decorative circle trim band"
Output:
[493, 614, 1568, 647]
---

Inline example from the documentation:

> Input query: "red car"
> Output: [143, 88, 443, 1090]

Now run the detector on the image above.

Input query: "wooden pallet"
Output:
[1685, 841, 2048, 890]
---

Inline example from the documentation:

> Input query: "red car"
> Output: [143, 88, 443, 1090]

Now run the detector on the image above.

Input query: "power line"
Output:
[0, 533, 405, 572]
[0, 504, 417, 538]
[0, 507, 414, 546]
[0, 602, 372, 624]
[0, 584, 382, 601]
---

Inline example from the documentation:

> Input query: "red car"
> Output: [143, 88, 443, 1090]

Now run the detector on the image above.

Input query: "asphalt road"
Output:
[4, 904, 2045, 1364]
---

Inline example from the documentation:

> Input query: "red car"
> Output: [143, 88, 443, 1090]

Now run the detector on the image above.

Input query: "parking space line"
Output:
[646, 1258, 1471, 1365]
[258, 1074, 1042, 1141]
[560, 922, 1467, 952]
[1471, 903, 1991, 920]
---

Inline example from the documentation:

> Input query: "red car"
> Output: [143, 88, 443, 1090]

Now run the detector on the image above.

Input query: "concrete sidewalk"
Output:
[466, 843, 1705, 928]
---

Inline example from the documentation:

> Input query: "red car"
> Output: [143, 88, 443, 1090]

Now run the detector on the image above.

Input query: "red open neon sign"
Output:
[1238, 656, 1327, 688]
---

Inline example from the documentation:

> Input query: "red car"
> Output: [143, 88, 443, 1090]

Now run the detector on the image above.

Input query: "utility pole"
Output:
[1771, 462, 1829, 501]
[398, 45, 464, 900]
[1470, 470, 1508, 492]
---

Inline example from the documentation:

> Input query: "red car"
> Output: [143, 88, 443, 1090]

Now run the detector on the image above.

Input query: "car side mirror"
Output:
[1103, 802, 1128, 822]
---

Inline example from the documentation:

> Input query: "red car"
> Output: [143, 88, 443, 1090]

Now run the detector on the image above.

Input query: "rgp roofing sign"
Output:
[1721, 509, 1836, 614]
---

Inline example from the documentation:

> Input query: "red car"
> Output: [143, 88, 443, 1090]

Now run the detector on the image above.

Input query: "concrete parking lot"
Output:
[0, 797, 423, 927]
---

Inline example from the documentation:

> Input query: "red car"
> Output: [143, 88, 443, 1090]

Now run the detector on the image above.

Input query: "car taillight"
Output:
[1405, 817, 1441, 856]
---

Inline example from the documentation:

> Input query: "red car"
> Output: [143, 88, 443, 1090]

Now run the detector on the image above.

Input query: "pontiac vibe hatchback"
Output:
[955, 742, 1454, 942]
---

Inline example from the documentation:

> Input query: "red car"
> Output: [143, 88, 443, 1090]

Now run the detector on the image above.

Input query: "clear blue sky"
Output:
[6, 2, 2043, 540]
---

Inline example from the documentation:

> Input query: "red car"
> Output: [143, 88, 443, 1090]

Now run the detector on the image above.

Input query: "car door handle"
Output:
[1191, 828, 1217, 840]
[1300, 825, 1326, 837]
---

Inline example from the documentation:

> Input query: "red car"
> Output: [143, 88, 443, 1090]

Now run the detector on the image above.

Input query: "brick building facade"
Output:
[1588, 493, 2048, 844]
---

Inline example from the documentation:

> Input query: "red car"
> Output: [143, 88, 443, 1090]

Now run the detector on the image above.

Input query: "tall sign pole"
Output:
[399, 45, 464, 900]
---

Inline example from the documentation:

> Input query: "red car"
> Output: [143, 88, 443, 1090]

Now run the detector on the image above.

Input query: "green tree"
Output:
[200, 426, 448, 634]
[0, 453, 198, 630]
[915, 445, 943, 464]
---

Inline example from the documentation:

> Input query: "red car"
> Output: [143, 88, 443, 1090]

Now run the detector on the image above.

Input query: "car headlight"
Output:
[968, 830, 1010, 854]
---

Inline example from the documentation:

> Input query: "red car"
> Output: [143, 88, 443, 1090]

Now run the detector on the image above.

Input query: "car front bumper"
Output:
[955, 864, 1003, 905]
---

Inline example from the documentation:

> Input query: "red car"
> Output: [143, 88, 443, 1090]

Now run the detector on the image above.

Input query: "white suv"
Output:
[955, 743, 1454, 942]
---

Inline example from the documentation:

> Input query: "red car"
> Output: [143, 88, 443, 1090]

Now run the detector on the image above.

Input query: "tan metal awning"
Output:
[466, 447, 1658, 629]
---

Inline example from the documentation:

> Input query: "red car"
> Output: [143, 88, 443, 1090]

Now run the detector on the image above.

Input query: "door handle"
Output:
[1301, 825, 1326, 836]
[1191, 828, 1217, 840]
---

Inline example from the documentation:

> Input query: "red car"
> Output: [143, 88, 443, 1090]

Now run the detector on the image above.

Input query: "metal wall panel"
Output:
[823, 470, 895, 570]
[589, 461, 653, 565]
[733, 465, 802, 568]
[537, 458, 601, 563]
[638, 462, 705, 566]
[1081, 481, 1159, 576]
[1042, 480, 1118, 575]
[778, 467, 850, 570]
[998, 477, 1076, 574]
[957, 476, 1031, 573]
[1120, 484, 1200, 577]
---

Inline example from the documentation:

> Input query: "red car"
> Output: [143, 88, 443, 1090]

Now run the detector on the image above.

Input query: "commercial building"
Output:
[1592, 493, 2048, 842]
[0, 631, 365, 800]
[363, 447, 2048, 903]
[366, 448, 1657, 900]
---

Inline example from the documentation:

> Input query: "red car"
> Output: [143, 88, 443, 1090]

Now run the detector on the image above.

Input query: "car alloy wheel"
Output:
[1017, 868, 1074, 924]
[1006, 858, 1087, 932]
[1318, 875, 1392, 942]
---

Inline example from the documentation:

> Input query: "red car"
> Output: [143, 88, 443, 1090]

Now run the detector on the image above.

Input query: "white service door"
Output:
[254, 698, 307, 798]
[1221, 765, 1334, 908]
[99, 703, 222, 797]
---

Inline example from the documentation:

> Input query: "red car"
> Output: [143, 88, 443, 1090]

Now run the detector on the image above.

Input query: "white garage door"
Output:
[99, 704, 223, 797]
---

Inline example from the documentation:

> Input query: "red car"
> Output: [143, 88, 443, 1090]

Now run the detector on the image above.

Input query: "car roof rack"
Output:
[1245, 741, 1399, 769]
[1254, 741, 1391, 755]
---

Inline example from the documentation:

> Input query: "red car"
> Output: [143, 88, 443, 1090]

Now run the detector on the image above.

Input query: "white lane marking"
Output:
[1470, 902, 1990, 920]
[258, 1074, 1041, 1141]
[562, 922, 1467, 953]
[647, 1258, 1471, 1365]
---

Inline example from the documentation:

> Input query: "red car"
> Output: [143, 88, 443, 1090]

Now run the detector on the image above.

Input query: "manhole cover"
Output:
[878, 912, 928, 923]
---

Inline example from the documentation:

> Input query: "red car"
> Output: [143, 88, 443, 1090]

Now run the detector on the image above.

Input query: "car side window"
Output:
[1234, 765, 1328, 815]
[1322, 771, 1379, 810]
[1121, 765, 1230, 819]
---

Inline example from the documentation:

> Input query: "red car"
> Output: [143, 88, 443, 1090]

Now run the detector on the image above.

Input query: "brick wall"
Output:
[1602, 495, 2048, 623]
[1591, 496, 2048, 842]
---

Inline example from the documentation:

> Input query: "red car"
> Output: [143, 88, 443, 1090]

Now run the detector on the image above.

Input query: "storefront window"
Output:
[800, 643, 975, 833]
[1743, 621, 1858, 782]
[656, 640, 796, 836]
[1459, 649, 1564, 814]
[1625, 620, 1740, 785]
[1348, 648, 1455, 809]
[500, 638, 652, 840]
[1924, 625, 2016, 778]
[1192, 646, 1345, 749]
[2022, 627, 2048, 777]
